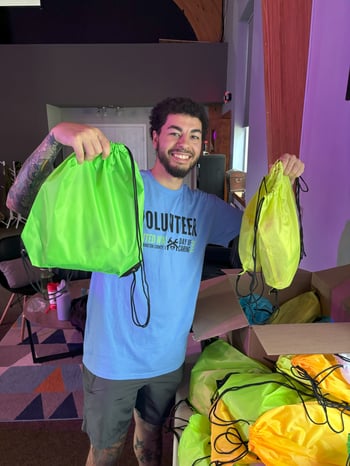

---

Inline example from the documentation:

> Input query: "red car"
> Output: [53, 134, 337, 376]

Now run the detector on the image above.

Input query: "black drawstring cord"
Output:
[208, 373, 314, 464]
[126, 146, 151, 328]
[295, 175, 308, 261]
[236, 176, 276, 323]
[288, 363, 350, 434]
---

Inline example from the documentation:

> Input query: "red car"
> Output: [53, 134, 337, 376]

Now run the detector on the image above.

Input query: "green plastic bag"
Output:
[238, 160, 301, 289]
[21, 142, 144, 277]
[188, 339, 271, 416]
[178, 414, 211, 466]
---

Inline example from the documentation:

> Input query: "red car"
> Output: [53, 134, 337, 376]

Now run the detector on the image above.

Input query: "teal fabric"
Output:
[239, 294, 274, 324]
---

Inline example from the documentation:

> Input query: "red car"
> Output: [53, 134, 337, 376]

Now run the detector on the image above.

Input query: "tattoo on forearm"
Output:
[6, 132, 62, 217]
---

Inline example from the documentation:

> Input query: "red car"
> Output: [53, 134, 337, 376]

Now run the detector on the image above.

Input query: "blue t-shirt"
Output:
[83, 170, 242, 380]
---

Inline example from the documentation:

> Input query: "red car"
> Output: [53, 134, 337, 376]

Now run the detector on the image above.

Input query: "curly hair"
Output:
[149, 97, 208, 140]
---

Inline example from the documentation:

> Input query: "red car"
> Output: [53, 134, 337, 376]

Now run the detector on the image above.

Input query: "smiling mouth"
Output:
[170, 151, 192, 161]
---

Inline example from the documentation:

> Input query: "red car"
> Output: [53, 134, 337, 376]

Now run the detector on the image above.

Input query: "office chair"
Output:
[0, 234, 40, 340]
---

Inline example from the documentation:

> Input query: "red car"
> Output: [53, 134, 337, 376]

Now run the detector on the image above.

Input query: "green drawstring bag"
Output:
[178, 414, 211, 466]
[188, 339, 271, 416]
[238, 160, 302, 289]
[21, 142, 144, 277]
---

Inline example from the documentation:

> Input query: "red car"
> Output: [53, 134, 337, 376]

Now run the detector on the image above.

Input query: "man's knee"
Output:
[133, 408, 162, 436]
[85, 434, 127, 466]
[133, 409, 162, 465]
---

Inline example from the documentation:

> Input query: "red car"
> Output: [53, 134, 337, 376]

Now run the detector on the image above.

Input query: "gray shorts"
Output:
[82, 364, 184, 450]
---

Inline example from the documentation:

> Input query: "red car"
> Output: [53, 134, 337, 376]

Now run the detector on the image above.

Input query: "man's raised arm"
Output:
[6, 122, 110, 217]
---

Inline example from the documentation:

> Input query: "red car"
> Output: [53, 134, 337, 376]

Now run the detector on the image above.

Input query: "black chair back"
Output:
[0, 234, 38, 294]
[0, 235, 23, 262]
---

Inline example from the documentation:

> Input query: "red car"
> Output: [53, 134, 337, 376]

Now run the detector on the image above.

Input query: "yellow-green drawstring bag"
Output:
[238, 160, 303, 290]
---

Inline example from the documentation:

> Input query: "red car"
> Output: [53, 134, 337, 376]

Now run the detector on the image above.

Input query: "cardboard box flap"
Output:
[344, 296, 350, 311]
[329, 279, 350, 322]
[252, 322, 350, 355]
[312, 264, 350, 289]
[192, 275, 248, 341]
[222, 268, 313, 306]
[311, 264, 350, 319]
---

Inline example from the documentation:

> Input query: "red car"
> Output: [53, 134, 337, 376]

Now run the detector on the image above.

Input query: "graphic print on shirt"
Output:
[143, 209, 197, 253]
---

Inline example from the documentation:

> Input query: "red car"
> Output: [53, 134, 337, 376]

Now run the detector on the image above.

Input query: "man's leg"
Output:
[133, 409, 162, 466]
[132, 365, 184, 466]
[85, 433, 127, 466]
[82, 365, 137, 466]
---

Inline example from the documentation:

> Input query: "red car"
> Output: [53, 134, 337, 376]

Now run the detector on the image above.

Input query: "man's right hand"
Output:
[50, 122, 111, 164]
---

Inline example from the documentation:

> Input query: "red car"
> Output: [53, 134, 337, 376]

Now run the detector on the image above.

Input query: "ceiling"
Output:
[0, 0, 199, 44]
[0, 0, 224, 44]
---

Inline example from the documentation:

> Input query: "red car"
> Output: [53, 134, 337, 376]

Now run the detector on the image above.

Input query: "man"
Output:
[7, 97, 304, 466]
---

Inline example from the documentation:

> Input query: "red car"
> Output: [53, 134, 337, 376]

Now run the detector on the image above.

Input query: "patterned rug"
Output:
[0, 319, 84, 422]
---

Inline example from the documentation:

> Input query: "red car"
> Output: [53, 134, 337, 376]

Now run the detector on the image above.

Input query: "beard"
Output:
[156, 144, 198, 179]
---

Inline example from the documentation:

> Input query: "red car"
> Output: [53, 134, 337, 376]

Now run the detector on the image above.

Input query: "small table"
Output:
[23, 279, 90, 363]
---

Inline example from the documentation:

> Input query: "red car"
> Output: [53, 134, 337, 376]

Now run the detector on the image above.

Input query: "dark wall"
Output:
[0, 42, 227, 162]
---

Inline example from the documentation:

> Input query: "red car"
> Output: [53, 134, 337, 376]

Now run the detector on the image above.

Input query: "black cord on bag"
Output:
[165, 398, 194, 442]
[295, 176, 309, 261]
[208, 373, 315, 464]
[125, 146, 151, 328]
[236, 171, 309, 323]
[235, 176, 279, 322]
[288, 363, 350, 434]
[235, 179, 265, 303]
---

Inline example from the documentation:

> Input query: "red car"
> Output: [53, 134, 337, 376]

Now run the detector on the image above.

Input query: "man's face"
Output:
[152, 114, 203, 178]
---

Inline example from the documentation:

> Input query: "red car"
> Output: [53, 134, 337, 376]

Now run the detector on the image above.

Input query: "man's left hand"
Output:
[278, 153, 305, 183]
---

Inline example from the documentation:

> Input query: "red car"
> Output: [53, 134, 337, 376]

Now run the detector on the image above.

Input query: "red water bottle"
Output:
[47, 282, 58, 310]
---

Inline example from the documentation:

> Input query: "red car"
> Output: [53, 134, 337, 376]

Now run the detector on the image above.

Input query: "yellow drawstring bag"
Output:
[290, 353, 350, 404]
[209, 371, 315, 464]
[238, 160, 301, 289]
[267, 291, 321, 324]
[249, 401, 350, 466]
[210, 396, 260, 464]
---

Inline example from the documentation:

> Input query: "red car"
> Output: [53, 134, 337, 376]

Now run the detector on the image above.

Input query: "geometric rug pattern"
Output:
[0, 320, 84, 422]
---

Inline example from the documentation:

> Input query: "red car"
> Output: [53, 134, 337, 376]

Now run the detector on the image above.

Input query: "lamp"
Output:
[0, 1, 41, 5]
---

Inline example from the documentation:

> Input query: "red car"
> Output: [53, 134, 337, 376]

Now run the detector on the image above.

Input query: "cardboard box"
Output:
[173, 265, 350, 466]
[191, 265, 350, 365]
